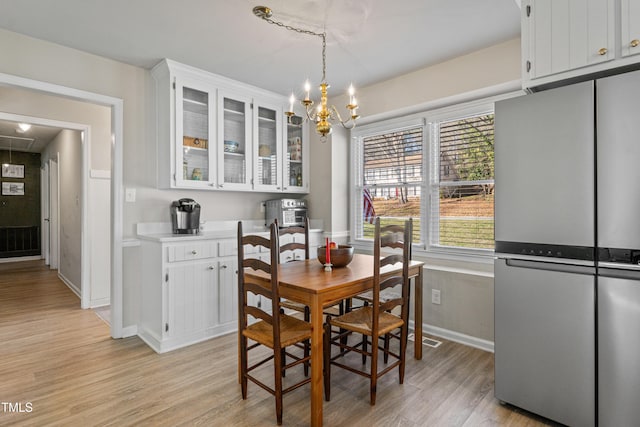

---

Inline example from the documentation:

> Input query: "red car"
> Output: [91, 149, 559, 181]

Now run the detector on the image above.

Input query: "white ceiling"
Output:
[0, 1, 520, 151]
[0, 121, 61, 153]
[0, 0, 521, 98]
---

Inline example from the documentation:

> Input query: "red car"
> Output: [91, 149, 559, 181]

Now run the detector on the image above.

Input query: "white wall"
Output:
[41, 130, 82, 293]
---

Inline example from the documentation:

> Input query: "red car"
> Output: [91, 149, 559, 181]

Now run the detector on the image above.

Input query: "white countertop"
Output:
[136, 220, 324, 243]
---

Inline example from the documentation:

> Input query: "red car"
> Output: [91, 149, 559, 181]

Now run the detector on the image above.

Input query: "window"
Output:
[430, 112, 494, 251]
[352, 122, 424, 244]
[351, 95, 502, 257]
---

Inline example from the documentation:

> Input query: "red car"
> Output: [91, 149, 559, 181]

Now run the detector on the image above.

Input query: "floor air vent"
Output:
[408, 333, 442, 348]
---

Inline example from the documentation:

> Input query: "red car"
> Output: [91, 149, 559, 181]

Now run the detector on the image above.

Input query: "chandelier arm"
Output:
[329, 105, 357, 129]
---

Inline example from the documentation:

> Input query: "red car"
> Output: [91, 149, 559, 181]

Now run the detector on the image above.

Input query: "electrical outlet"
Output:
[431, 289, 441, 305]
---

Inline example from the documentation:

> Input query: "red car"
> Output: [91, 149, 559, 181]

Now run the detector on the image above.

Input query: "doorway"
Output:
[0, 72, 124, 339]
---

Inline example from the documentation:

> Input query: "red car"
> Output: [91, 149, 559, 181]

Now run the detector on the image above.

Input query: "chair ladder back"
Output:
[275, 216, 310, 262]
[237, 222, 282, 342]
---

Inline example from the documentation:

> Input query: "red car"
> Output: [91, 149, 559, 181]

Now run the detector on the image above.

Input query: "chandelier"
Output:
[253, 6, 360, 140]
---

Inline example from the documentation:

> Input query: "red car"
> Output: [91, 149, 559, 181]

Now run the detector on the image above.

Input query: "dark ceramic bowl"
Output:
[317, 245, 354, 267]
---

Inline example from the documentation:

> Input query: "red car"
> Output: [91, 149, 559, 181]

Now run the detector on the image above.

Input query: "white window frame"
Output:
[426, 100, 496, 258]
[350, 116, 426, 247]
[350, 88, 522, 260]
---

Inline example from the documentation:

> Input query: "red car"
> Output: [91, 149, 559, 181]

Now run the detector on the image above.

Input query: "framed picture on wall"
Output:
[1, 182, 25, 196]
[1, 164, 25, 178]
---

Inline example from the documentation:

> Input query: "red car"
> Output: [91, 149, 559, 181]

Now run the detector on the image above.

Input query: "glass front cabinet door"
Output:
[217, 91, 252, 190]
[174, 77, 217, 188]
[253, 101, 283, 192]
[284, 113, 308, 193]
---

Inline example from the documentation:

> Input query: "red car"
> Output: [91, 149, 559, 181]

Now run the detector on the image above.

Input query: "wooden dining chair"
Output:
[274, 217, 311, 376]
[237, 221, 312, 425]
[323, 216, 412, 405]
[352, 219, 413, 362]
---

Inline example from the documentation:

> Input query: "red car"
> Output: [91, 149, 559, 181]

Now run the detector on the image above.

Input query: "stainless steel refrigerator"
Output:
[495, 69, 640, 426]
[595, 69, 640, 427]
[494, 81, 596, 427]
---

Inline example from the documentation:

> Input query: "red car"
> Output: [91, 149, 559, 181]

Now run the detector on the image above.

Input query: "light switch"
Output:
[125, 188, 136, 202]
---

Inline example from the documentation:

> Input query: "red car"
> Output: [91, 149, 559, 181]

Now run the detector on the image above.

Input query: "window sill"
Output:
[350, 240, 495, 276]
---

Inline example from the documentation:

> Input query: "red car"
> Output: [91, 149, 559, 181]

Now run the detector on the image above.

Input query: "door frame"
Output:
[48, 156, 59, 270]
[0, 72, 125, 339]
[41, 162, 50, 265]
[2, 111, 92, 308]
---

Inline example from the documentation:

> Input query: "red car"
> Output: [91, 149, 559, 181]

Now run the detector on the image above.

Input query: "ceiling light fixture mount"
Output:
[253, 5, 359, 141]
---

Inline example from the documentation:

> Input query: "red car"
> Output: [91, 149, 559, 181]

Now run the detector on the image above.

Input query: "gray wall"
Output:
[308, 38, 522, 348]
[41, 129, 82, 293]
[0, 27, 520, 346]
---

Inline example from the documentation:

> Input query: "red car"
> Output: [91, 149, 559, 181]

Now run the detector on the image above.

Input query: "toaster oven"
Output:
[265, 199, 308, 227]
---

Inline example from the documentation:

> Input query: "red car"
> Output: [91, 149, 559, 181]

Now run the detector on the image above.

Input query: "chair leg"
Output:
[240, 334, 248, 400]
[304, 306, 310, 377]
[370, 334, 379, 406]
[281, 348, 287, 378]
[323, 320, 332, 402]
[361, 334, 368, 365]
[274, 346, 284, 425]
[399, 326, 408, 384]
[383, 333, 390, 363]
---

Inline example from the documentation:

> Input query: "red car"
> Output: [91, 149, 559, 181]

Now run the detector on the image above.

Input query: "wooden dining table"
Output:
[244, 253, 425, 427]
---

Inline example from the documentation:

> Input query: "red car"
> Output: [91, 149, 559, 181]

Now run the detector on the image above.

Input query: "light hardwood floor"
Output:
[0, 260, 556, 426]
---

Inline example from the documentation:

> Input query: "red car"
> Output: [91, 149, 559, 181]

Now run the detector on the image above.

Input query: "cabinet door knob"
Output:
[221, 264, 228, 269]
[191, 250, 197, 255]
[598, 47, 608, 56]
[208, 266, 215, 270]
[631, 39, 640, 48]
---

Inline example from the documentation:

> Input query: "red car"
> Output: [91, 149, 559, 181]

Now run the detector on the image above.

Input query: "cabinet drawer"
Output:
[167, 241, 217, 262]
[218, 239, 237, 257]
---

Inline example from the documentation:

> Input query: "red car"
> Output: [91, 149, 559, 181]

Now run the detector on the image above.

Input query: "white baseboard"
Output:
[58, 272, 81, 297]
[411, 321, 494, 353]
[120, 325, 138, 338]
[89, 297, 110, 308]
[0, 255, 41, 264]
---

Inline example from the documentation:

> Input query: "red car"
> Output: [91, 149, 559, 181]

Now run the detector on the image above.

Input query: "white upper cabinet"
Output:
[284, 113, 308, 193]
[253, 101, 284, 192]
[152, 59, 308, 193]
[522, 0, 640, 89]
[621, 0, 640, 58]
[175, 76, 217, 189]
[217, 90, 252, 191]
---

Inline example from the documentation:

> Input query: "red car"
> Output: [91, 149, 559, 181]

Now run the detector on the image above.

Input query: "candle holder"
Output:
[324, 263, 333, 272]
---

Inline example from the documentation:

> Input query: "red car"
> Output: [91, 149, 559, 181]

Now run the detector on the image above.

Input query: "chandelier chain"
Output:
[259, 14, 327, 82]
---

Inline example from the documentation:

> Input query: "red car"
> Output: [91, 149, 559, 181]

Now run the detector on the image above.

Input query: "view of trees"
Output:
[361, 114, 495, 249]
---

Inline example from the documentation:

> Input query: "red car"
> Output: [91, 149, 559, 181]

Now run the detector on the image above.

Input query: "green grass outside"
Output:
[362, 217, 494, 249]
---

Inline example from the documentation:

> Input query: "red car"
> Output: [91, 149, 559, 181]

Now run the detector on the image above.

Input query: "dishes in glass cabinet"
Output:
[259, 144, 271, 157]
[288, 137, 302, 161]
[224, 140, 239, 153]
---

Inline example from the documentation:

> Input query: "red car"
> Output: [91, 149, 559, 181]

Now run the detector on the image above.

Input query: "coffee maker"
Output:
[170, 198, 201, 234]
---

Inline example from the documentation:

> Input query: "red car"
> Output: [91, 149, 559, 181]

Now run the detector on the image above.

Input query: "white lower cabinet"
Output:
[138, 229, 323, 353]
[139, 238, 239, 353]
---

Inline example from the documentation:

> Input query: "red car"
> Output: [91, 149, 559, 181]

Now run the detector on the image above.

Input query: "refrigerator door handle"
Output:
[504, 258, 595, 275]
[496, 253, 595, 266]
